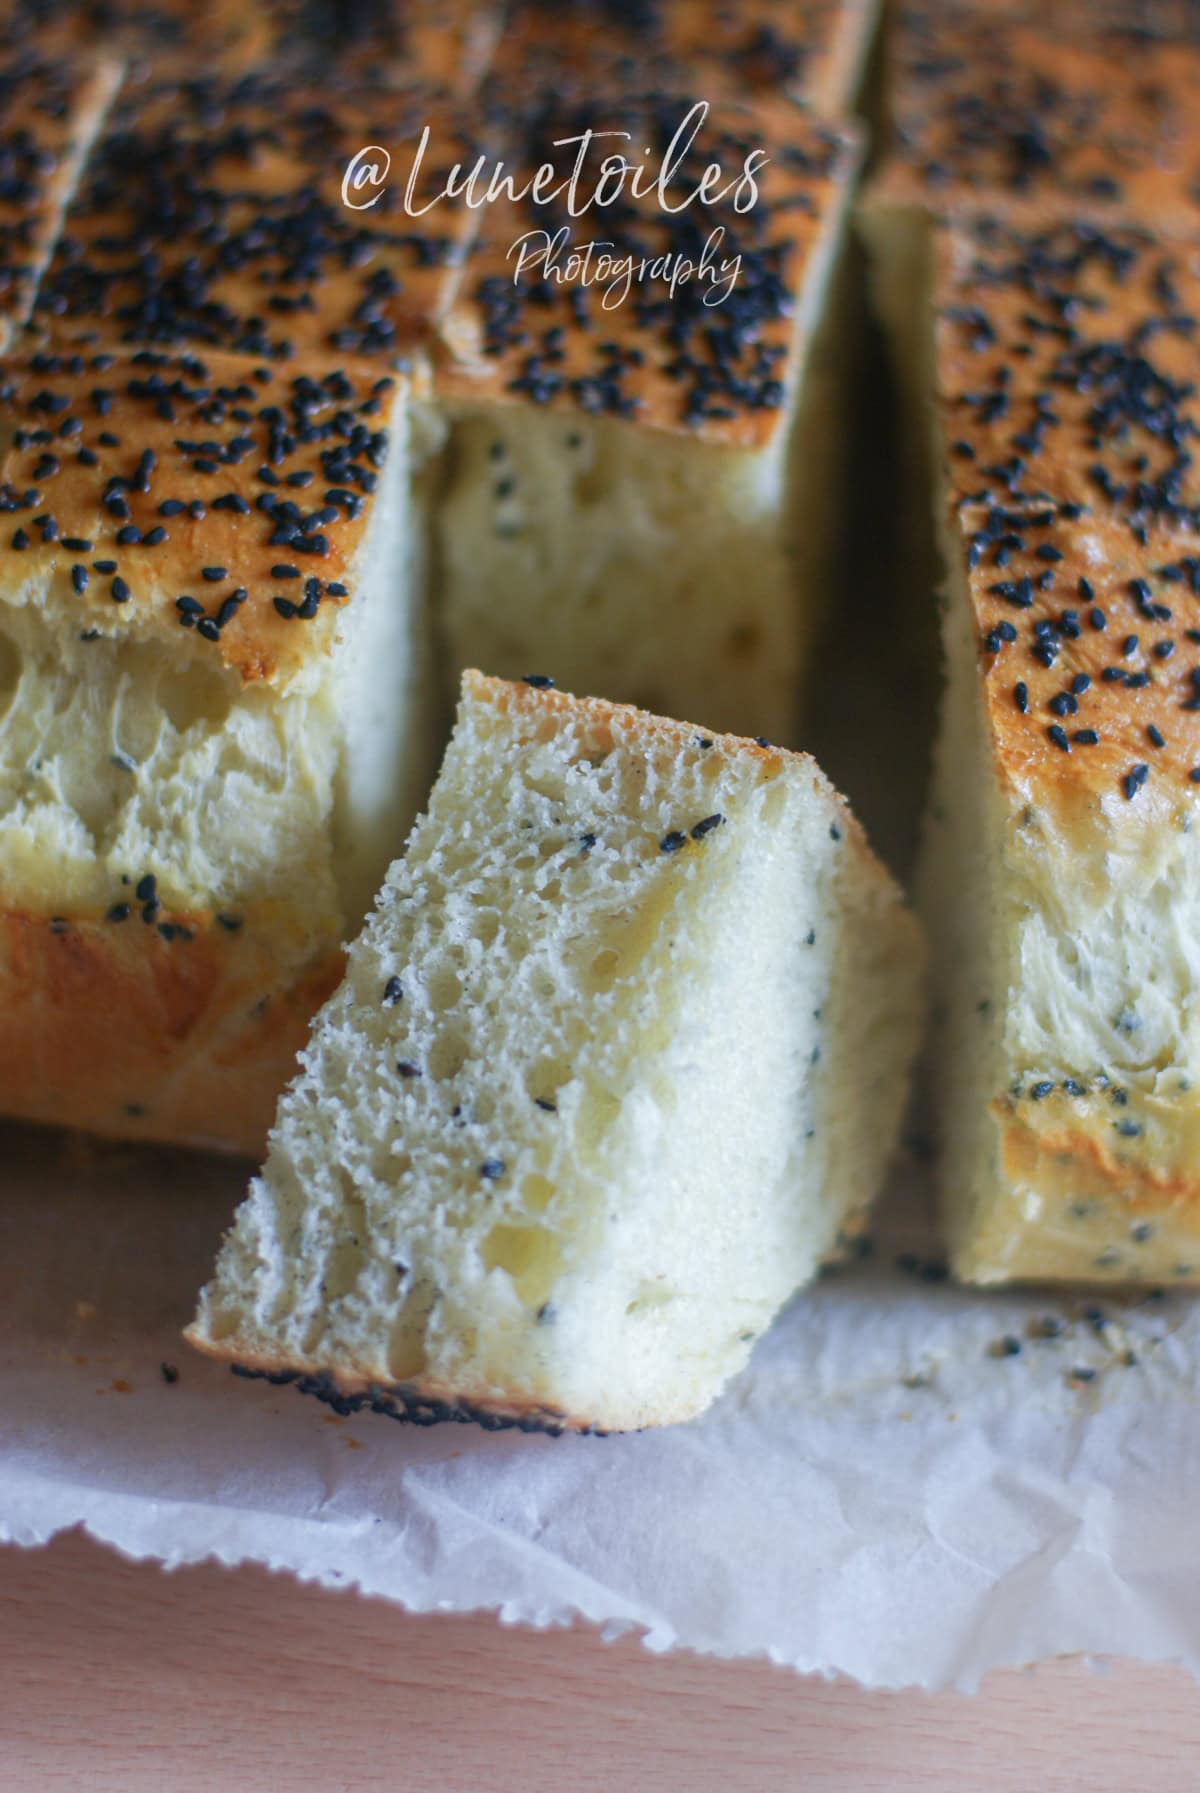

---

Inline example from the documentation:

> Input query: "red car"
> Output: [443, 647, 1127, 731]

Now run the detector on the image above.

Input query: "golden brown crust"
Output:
[493, 0, 878, 114]
[1, 0, 500, 88]
[871, 8, 1200, 232]
[933, 220, 1200, 822]
[0, 347, 399, 690]
[0, 906, 343, 1156]
[37, 72, 483, 367]
[436, 97, 859, 447]
[0, 51, 121, 343]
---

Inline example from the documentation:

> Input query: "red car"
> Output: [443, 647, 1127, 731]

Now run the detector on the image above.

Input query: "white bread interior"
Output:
[188, 671, 923, 1432]
[0, 385, 422, 952]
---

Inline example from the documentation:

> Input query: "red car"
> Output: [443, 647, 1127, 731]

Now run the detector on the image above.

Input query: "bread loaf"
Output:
[921, 216, 1200, 1285]
[0, 347, 427, 1152]
[187, 671, 923, 1433]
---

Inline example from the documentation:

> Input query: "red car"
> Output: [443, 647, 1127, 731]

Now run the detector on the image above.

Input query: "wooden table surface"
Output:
[1, 1532, 1198, 1790]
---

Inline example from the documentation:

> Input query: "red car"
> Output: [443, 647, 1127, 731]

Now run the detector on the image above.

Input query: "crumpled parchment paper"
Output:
[3, 1122, 1197, 1691]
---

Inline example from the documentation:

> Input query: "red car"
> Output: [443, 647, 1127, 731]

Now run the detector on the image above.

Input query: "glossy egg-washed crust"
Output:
[0, 347, 398, 689]
[869, 3, 1200, 232]
[935, 217, 1200, 1274]
[436, 92, 860, 448]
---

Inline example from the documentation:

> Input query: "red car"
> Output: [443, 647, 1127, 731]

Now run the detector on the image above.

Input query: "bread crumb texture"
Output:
[190, 673, 922, 1432]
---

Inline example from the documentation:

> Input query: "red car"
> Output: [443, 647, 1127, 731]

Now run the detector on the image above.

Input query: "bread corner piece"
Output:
[0, 348, 429, 1154]
[188, 671, 923, 1434]
[924, 217, 1200, 1287]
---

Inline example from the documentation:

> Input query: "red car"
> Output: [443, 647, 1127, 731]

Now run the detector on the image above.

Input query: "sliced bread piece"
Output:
[922, 218, 1200, 1285]
[0, 347, 430, 1153]
[36, 70, 483, 367]
[188, 671, 923, 1434]
[433, 93, 861, 745]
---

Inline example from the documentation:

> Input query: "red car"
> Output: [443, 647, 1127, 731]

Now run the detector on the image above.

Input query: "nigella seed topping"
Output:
[690, 814, 724, 839]
[1, 353, 395, 682]
[382, 976, 403, 1006]
[659, 831, 687, 853]
[479, 1158, 506, 1180]
[945, 221, 1200, 814]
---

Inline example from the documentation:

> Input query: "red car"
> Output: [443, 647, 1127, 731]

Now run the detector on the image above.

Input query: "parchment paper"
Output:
[3, 1121, 1198, 1692]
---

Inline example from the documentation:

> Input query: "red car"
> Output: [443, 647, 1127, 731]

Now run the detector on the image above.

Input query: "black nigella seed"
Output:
[523, 674, 555, 688]
[71, 564, 88, 594]
[1074, 729, 1100, 746]
[1030, 1081, 1054, 1100]
[202, 566, 226, 582]
[135, 873, 156, 902]
[659, 831, 687, 853]
[1148, 725, 1166, 749]
[479, 1158, 506, 1180]
[1048, 725, 1070, 753]
[382, 976, 403, 1005]
[271, 563, 300, 579]
[1123, 764, 1149, 799]
[1014, 682, 1028, 712]
[691, 814, 724, 839]
[396, 1060, 421, 1078]
[197, 618, 220, 641]
[216, 913, 242, 931]
[106, 902, 131, 923]
[273, 597, 297, 619]
[110, 576, 130, 603]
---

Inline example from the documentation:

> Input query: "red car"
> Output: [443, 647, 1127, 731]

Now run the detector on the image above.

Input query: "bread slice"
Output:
[0, 49, 121, 352]
[35, 70, 483, 366]
[920, 217, 1200, 1286]
[0, 347, 430, 1153]
[861, 2, 1200, 431]
[433, 92, 861, 744]
[187, 671, 923, 1434]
